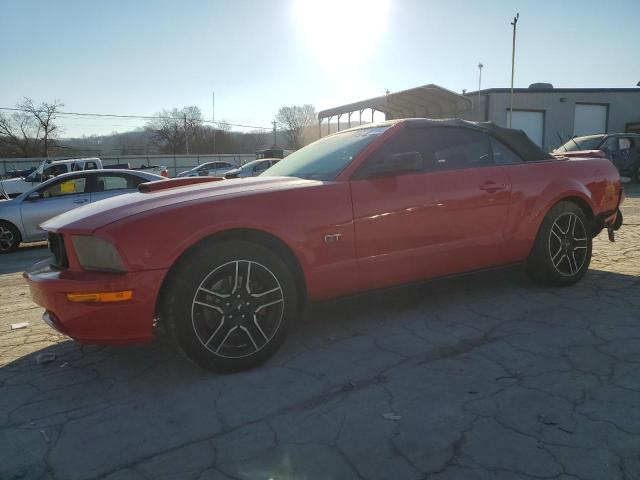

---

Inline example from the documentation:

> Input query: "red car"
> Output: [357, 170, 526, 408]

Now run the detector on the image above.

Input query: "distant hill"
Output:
[54, 126, 284, 157]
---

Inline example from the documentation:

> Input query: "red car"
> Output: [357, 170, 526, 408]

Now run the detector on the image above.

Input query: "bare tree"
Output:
[145, 106, 203, 154]
[275, 104, 316, 149]
[0, 111, 36, 157]
[17, 98, 64, 156]
[0, 98, 63, 157]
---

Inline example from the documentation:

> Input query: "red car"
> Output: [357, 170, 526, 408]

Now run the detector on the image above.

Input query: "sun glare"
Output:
[292, 0, 391, 70]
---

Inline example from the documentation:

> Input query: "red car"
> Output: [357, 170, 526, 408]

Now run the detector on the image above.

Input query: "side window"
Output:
[601, 137, 618, 152]
[40, 177, 87, 198]
[44, 164, 68, 179]
[353, 129, 423, 179]
[490, 137, 524, 165]
[254, 162, 269, 173]
[85, 161, 98, 170]
[95, 174, 142, 192]
[619, 137, 632, 151]
[411, 128, 492, 171]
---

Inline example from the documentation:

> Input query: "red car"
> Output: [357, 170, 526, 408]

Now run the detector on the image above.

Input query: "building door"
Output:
[507, 110, 544, 147]
[574, 104, 608, 136]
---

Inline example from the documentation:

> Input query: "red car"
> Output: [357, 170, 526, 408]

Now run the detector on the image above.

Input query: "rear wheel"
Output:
[526, 201, 592, 286]
[163, 240, 298, 372]
[0, 221, 20, 253]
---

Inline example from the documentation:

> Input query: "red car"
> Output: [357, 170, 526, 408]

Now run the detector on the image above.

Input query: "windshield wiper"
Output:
[570, 136, 581, 150]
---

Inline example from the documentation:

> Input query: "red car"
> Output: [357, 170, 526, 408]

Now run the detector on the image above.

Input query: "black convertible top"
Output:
[392, 118, 553, 162]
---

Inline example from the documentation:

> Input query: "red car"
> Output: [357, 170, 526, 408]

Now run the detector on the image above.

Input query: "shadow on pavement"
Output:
[0, 244, 49, 275]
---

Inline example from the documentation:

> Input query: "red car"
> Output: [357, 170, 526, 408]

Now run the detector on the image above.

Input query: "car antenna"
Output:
[556, 132, 564, 148]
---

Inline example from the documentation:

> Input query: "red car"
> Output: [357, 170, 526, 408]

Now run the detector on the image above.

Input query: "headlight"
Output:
[71, 236, 126, 273]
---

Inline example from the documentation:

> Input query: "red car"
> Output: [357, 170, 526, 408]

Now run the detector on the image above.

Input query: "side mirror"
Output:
[27, 191, 42, 201]
[367, 151, 423, 178]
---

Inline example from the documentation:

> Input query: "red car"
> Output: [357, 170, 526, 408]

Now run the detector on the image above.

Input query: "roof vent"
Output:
[529, 83, 554, 90]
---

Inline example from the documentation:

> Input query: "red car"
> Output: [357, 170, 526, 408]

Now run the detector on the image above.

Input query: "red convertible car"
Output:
[25, 119, 624, 371]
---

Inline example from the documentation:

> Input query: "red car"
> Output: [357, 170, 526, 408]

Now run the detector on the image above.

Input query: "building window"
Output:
[574, 104, 608, 136]
[507, 110, 545, 147]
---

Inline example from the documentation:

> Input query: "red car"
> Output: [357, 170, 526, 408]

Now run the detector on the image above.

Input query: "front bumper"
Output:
[24, 259, 168, 344]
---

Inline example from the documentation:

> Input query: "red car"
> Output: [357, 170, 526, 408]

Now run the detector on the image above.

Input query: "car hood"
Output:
[0, 177, 31, 194]
[42, 176, 321, 234]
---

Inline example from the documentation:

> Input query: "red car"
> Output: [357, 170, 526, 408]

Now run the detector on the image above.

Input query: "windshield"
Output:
[25, 163, 46, 182]
[555, 135, 604, 153]
[240, 160, 261, 170]
[262, 126, 390, 180]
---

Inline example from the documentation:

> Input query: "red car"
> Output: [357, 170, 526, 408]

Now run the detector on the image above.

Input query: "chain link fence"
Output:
[0, 154, 257, 178]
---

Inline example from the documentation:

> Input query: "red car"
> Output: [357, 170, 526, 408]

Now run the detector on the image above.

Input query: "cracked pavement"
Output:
[1, 185, 639, 480]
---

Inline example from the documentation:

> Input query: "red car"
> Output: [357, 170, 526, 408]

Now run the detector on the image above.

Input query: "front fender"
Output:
[95, 182, 357, 300]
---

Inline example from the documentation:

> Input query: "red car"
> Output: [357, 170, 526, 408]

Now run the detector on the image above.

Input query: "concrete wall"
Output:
[480, 91, 640, 152]
[0, 153, 256, 178]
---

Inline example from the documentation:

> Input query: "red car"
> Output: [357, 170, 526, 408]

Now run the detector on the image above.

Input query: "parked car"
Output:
[2, 167, 36, 180]
[0, 158, 103, 198]
[108, 164, 169, 178]
[0, 158, 168, 199]
[224, 159, 280, 178]
[25, 119, 624, 372]
[176, 161, 235, 178]
[0, 169, 163, 252]
[554, 133, 640, 181]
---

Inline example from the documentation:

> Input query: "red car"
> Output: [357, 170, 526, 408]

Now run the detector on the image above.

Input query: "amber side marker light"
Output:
[67, 291, 133, 303]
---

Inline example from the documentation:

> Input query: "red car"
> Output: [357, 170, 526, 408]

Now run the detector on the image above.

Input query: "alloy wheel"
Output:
[0, 226, 15, 252]
[548, 212, 588, 277]
[190, 260, 284, 358]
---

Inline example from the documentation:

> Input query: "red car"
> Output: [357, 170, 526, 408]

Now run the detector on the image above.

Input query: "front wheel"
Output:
[163, 240, 298, 372]
[526, 201, 592, 286]
[0, 221, 21, 253]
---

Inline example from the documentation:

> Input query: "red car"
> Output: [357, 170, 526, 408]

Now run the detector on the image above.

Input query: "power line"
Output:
[0, 107, 269, 130]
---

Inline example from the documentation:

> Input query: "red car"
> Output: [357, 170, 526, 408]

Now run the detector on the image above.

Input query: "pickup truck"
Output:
[0, 158, 168, 198]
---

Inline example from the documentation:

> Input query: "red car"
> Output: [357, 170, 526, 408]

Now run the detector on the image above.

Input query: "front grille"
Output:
[48, 233, 69, 269]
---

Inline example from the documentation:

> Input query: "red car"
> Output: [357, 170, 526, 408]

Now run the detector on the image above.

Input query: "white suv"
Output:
[0, 158, 102, 198]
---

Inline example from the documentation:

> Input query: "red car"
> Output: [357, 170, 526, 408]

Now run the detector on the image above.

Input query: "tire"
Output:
[0, 221, 21, 253]
[162, 240, 298, 372]
[526, 201, 592, 287]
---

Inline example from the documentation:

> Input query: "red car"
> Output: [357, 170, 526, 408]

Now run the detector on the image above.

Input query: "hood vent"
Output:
[138, 176, 224, 193]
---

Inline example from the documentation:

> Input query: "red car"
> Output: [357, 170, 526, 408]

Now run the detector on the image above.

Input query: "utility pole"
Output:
[509, 13, 519, 128]
[477, 62, 483, 120]
[212, 91, 216, 155]
[183, 113, 189, 154]
[272, 120, 277, 146]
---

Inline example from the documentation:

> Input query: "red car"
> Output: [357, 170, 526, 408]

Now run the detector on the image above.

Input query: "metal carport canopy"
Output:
[317, 84, 472, 122]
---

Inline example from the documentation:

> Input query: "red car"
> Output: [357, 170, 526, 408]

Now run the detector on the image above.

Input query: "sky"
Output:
[1, 0, 639, 137]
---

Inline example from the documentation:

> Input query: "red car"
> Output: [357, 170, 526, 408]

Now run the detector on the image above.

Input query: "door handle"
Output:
[480, 182, 507, 192]
[73, 198, 88, 204]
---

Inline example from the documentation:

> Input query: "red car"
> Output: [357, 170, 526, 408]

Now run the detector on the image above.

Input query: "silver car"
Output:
[0, 169, 163, 253]
[224, 159, 280, 179]
[176, 161, 236, 178]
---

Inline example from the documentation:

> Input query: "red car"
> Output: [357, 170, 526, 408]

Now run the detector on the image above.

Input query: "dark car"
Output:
[554, 133, 640, 181]
[2, 167, 36, 179]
